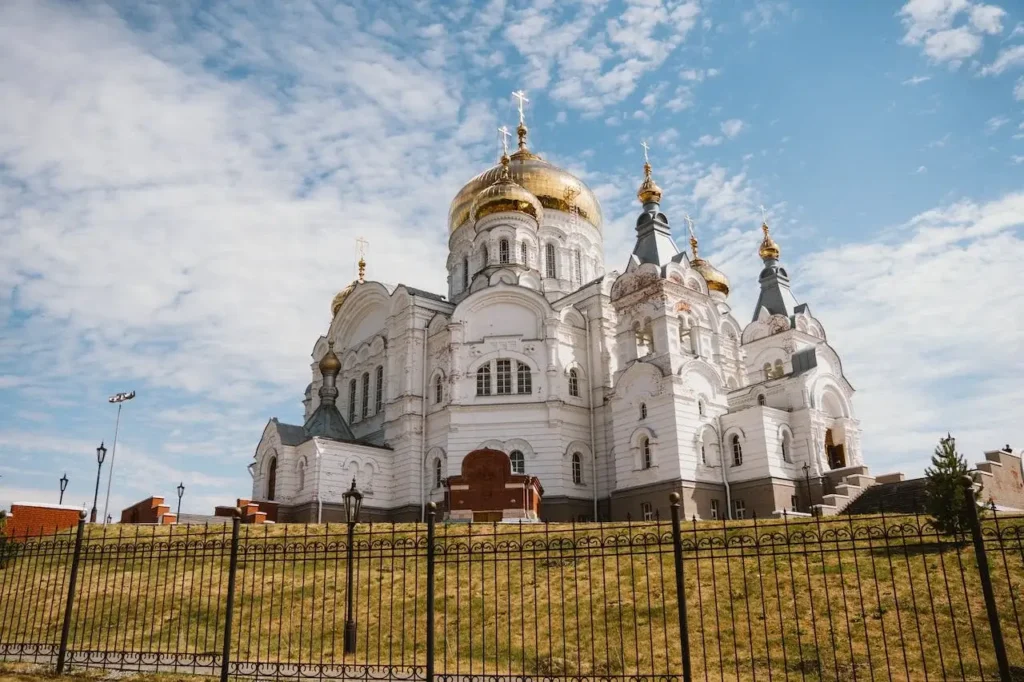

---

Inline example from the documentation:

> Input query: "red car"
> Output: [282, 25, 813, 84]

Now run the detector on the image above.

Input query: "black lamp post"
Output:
[90, 442, 107, 523]
[176, 481, 185, 519]
[59, 473, 69, 505]
[342, 477, 363, 654]
[802, 462, 812, 515]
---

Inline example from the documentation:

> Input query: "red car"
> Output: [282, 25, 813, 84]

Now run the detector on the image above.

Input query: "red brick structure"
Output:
[6, 503, 82, 538]
[120, 496, 176, 525]
[447, 448, 543, 522]
[214, 498, 277, 524]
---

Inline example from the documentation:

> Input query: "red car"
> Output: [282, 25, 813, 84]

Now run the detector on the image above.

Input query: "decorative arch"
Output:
[296, 456, 307, 492]
[778, 424, 795, 463]
[478, 438, 537, 461]
[678, 359, 724, 398]
[330, 282, 392, 348]
[693, 424, 720, 466]
[809, 375, 853, 419]
[430, 369, 446, 405]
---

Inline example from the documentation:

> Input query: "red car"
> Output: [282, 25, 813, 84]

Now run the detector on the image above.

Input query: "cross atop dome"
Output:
[511, 90, 533, 155]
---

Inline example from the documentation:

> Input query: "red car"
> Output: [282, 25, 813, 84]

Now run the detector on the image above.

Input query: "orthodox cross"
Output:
[759, 204, 768, 224]
[498, 125, 511, 157]
[512, 90, 529, 124]
[641, 139, 651, 165]
[683, 213, 696, 239]
[356, 237, 368, 282]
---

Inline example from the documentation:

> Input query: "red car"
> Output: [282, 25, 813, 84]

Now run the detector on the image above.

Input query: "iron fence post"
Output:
[426, 502, 437, 682]
[962, 476, 1011, 681]
[220, 510, 241, 682]
[669, 493, 693, 682]
[55, 511, 86, 675]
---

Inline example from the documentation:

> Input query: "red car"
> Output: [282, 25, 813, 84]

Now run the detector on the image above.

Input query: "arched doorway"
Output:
[825, 429, 846, 469]
[267, 456, 277, 501]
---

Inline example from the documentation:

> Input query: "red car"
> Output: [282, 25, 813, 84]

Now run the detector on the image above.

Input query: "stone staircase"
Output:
[816, 466, 877, 516]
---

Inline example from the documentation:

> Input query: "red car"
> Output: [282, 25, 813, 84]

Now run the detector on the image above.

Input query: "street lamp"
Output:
[176, 482, 185, 519]
[342, 477, 363, 654]
[102, 390, 136, 525]
[59, 473, 69, 505]
[90, 443, 107, 523]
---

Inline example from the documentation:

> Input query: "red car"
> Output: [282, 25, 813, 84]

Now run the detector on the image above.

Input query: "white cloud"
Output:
[694, 134, 723, 147]
[742, 1, 792, 33]
[1012, 155, 1024, 164]
[720, 119, 746, 138]
[899, 0, 1006, 66]
[986, 115, 1010, 132]
[798, 192, 1024, 474]
[902, 74, 933, 85]
[980, 44, 1024, 75]
[914, 165, 928, 173]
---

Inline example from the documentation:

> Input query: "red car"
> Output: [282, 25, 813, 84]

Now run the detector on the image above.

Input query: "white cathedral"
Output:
[250, 111, 875, 523]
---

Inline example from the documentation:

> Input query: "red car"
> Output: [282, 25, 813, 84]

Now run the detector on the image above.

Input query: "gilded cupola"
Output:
[759, 222, 781, 261]
[469, 153, 543, 223]
[686, 216, 730, 298]
[330, 255, 366, 317]
[637, 161, 663, 205]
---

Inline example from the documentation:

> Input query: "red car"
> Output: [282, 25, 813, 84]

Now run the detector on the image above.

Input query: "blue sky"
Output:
[1, 0, 1022, 515]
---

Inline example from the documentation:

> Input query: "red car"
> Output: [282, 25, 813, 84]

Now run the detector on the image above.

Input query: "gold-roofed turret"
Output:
[318, 340, 341, 376]
[469, 152, 543, 223]
[685, 215, 730, 297]
[758, 221, 781, 261]
[637, 140, 663, 205]
[331, 282, 356, 317]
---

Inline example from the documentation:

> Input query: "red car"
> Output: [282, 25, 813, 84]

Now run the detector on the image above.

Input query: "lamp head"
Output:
[177, 481, 185, 498]
[96, 442, 107, 464]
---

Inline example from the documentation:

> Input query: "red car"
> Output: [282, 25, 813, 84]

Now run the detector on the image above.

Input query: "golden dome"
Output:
[318, 341, 341, 375]
[637, 162, 662, 204]
[688, 234, 730, 296]
[448, 132, 602, 234]
[469, 154, 543, 223]
[758, 222, 780, 260]
[331, 282, 357, 317]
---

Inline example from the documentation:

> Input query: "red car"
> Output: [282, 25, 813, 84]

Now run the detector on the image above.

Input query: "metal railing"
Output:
[1, 487, 1022, 681]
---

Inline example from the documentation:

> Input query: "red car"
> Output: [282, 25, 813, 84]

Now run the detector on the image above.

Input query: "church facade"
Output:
[250, 116, 869, 523]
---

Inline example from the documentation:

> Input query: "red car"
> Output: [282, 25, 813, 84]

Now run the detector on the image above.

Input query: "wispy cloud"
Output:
[898, 0, 1006, 67]
[986, 115, 1010, 132]
[720, 119, 746, 138]
[694, 134, 723, 147]
[980, 44, 1024, 75]
[902, 74, 932, 85]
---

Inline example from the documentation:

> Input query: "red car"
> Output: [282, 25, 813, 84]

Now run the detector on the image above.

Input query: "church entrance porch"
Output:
[826, 427, 847, 469]
[446, 448, 543, 522]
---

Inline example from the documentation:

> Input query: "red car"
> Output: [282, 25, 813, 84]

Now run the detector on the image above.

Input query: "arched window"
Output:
[509, 450, 525, 474]
[757, 394, 766, 407]
[520, 241, 528, 264]
[568, 368, 579, 397]
[641, 437, 652, 469]
[701, 443, 707, 465]
[348, 379, 357, 423]
[361, 372, 370, 418]
[774, 359, 784, 378]
[374, 365, 383, 413]
[267, 456, 277, 501]
[731, 435, 743, 467]
[297, 458, 306, 491]
[482, 244, 489, 268]
[763, 362, 772, 380]
[545, 243, 557, 278]
[640, 402, 648, 420]
[781, 430, 792, 463]
[698, 399, 705, 416]
[572, 452, 583, 484]
[462, 257, 469, 291]
[434, 373, 443, 404]
[678, 316, 689, 341]
[496, 359, 512, 394]
[476, 364, 491, 396]
[573, 249, 582, 284]
[499, 238, 510, 264]
[635, 321, 654, 356]
[517, 361, 531, 394]
[434, 458, 443, 489]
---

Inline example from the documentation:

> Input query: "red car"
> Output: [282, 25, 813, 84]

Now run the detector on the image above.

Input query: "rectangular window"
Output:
[641, 502, 654, 522]
[516, 361, 531, 394]
[476, 364, 491, 396]
[710, 499, 719, 520]
[574, 249, 582, 284]
[374, 366, 383, 413]
[733, 499, 746, 520]
[496, 359, 512, 395]
[361, 372, 370, 418]
[791, 495, 799, 512]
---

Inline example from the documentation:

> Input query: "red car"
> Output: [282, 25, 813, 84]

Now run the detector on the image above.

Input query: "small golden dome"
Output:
[318, 341, 341, 375]
[759, 222, 781, 261]
[331, 282, 357, 317]
[469, 154, 543, 223]
[688, 233, 729, 296]
[637, 162, 662, 204]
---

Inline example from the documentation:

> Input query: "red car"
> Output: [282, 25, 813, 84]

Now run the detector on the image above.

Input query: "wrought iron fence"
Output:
[1, 489, 1022, 682]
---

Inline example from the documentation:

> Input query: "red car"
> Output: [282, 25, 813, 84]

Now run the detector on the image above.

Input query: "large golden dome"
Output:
[469, 154, 543, 223]
[331, 282, 357, 317]
[687, 234, 730, 297]
[448, 127, 602, 234]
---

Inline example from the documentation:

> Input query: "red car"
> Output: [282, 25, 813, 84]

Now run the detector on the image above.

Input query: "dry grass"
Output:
[0, 662, 214, 682]
[1, 514, 1023, 681]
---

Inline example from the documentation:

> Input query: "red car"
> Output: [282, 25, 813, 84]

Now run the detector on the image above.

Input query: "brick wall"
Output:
[120, 496, 174, 524]
[6, 503, 82, 538]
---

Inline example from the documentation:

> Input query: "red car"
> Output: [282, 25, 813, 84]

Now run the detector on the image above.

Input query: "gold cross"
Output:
[512, 90, 529, 125]
[641, 139, 651, 164]
[498, 126, 511, 156]
[759, 204, 768, 225]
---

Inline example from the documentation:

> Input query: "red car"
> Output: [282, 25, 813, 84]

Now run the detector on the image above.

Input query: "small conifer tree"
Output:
[925, 433, 979, 535]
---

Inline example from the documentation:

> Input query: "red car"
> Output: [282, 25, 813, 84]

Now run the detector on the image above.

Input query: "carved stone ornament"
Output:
[674, 301, 691, 312]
